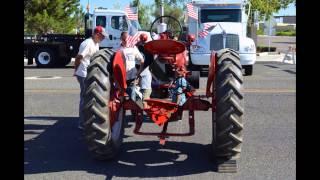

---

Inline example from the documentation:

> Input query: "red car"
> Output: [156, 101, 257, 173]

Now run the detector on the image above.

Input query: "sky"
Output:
[80, 0, 296, 16]
[274, 2, 296, 16]
[79, 0, 154, 12]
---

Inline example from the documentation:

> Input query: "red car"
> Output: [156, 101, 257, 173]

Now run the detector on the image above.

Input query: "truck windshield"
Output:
[200, 9, 241, 23]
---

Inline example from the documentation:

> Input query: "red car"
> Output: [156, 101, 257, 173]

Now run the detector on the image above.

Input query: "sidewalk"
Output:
[256, 53, 295, 64]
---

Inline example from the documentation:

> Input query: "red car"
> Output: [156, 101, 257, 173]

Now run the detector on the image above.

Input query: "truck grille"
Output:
[210, 34, 239, 51]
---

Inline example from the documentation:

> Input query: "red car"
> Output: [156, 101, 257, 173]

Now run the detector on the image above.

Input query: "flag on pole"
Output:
[125, 6, 138, 20]
[199, 23, 216, 38]
[187, 3, 198, 20]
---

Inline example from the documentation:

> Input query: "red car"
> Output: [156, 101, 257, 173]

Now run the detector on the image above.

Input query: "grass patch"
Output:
[276, 29, 296, 36]
[257, 46, 277, 52]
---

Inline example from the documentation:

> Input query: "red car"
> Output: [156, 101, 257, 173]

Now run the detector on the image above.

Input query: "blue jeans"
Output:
[126, 82, 136, 101]
[76, 76, 85, 126]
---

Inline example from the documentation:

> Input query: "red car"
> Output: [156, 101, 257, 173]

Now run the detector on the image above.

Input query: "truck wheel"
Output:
[186, 71, 200, 89]
[212, 49, 244, 161]
[35, 48, 56, 68]
[83, 49, 125, 160]
[243, 65, 253, 76]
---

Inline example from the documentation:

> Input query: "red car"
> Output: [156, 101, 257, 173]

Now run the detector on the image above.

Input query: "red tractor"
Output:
[82, 16, 244, 172]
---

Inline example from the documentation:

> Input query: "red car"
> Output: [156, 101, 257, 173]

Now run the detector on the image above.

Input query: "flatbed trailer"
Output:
[24, 34, 85, 67]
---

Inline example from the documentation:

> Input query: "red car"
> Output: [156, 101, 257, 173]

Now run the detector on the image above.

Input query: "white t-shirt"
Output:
[140, 67, 152, 90]
[75, 38, 99, 77]
[119, 46, 144, 80]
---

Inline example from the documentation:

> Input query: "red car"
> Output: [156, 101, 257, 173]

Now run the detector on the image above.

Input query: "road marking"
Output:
[196, 88, 295, 93]
[25, 76, 62, 80]
[24, 88, 295, 94]
[243, 89, 295, 93]
[24, 89, 79, 93]
[24, 58, 75, 63]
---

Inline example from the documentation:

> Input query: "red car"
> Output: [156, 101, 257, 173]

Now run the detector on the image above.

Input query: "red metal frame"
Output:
[109, 40, 218, 145]
[206, 51, 217, 111]
[122, 95, 211, 144]
[112, 51, 127, 90]
[109, 51, 127, 126]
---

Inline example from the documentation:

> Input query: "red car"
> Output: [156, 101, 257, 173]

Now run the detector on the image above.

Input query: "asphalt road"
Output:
[24, 61, 296, 180]
[257, 35, 296, 53]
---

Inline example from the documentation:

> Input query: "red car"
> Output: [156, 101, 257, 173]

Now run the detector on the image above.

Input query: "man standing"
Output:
[74, 26, 108, 129]
[119, 31, 145, 101]
[139, 67, 152, 109]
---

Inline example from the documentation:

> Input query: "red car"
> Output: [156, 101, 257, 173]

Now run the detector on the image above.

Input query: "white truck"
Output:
[86, 7, 150, 49]
[187, 0, 256, 75]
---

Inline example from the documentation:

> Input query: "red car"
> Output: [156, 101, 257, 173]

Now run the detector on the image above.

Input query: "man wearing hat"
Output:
[74, 26, 108, 129]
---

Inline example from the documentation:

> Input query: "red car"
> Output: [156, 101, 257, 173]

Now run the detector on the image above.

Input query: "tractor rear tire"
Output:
[83, 49, 125, 160]
[212, 48, 244, 161]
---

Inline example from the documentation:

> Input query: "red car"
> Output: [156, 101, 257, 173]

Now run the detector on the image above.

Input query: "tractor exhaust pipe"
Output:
[157, 0, 167, 34]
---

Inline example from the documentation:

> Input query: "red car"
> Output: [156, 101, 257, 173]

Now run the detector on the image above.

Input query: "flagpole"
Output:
[86, 0, 90, 13]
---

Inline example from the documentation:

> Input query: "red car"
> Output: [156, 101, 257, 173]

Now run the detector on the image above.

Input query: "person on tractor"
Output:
[119, 31, 145, 101]
[169, 66, 191, 120]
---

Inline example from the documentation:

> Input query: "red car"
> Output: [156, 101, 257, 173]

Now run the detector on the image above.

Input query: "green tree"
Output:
[130, 0, 151, 30]
[249, 0, 295, 20]
[246, 0, 295, 38]
[25, 0, 81, 34]
[113, 0, 121, 9]
[152, 0, 184, 26]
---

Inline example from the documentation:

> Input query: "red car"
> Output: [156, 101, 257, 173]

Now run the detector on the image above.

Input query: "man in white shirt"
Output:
[74, 26, 107, 129]
[119, 31, 145, 101]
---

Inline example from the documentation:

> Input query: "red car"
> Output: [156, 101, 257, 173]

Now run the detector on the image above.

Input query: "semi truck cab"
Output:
[85, 7, 149, 49]
[187, 0, 256, 75]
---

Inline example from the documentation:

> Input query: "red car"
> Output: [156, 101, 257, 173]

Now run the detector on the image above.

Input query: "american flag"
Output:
[199, 23, 216, 38]
[187, 3, 198, 20]
[125, 6, 138, 20]
[126, 31, 142, 48]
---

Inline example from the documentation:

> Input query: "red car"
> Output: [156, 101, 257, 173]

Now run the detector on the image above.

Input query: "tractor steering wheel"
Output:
[149, 15, 183, 41]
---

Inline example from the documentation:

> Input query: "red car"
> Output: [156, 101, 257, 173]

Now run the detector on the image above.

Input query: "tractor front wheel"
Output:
[212, 49, 244, 162]
[83, 49, 125, 160]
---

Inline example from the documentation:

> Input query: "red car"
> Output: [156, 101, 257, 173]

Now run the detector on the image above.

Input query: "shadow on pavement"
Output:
[24, 116, 218, 178]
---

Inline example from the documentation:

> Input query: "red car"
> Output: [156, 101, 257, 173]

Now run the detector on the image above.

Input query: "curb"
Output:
[256, 52, 281, 56]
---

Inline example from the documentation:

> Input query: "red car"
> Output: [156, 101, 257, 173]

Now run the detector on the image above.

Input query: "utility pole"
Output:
[160, 0, 164, 23]
[86, 0, 90, 13]
[268, 0, 271, 52]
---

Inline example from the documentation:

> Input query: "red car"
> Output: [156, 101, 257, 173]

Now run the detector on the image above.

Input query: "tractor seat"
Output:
[144, 39, 186, 55]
